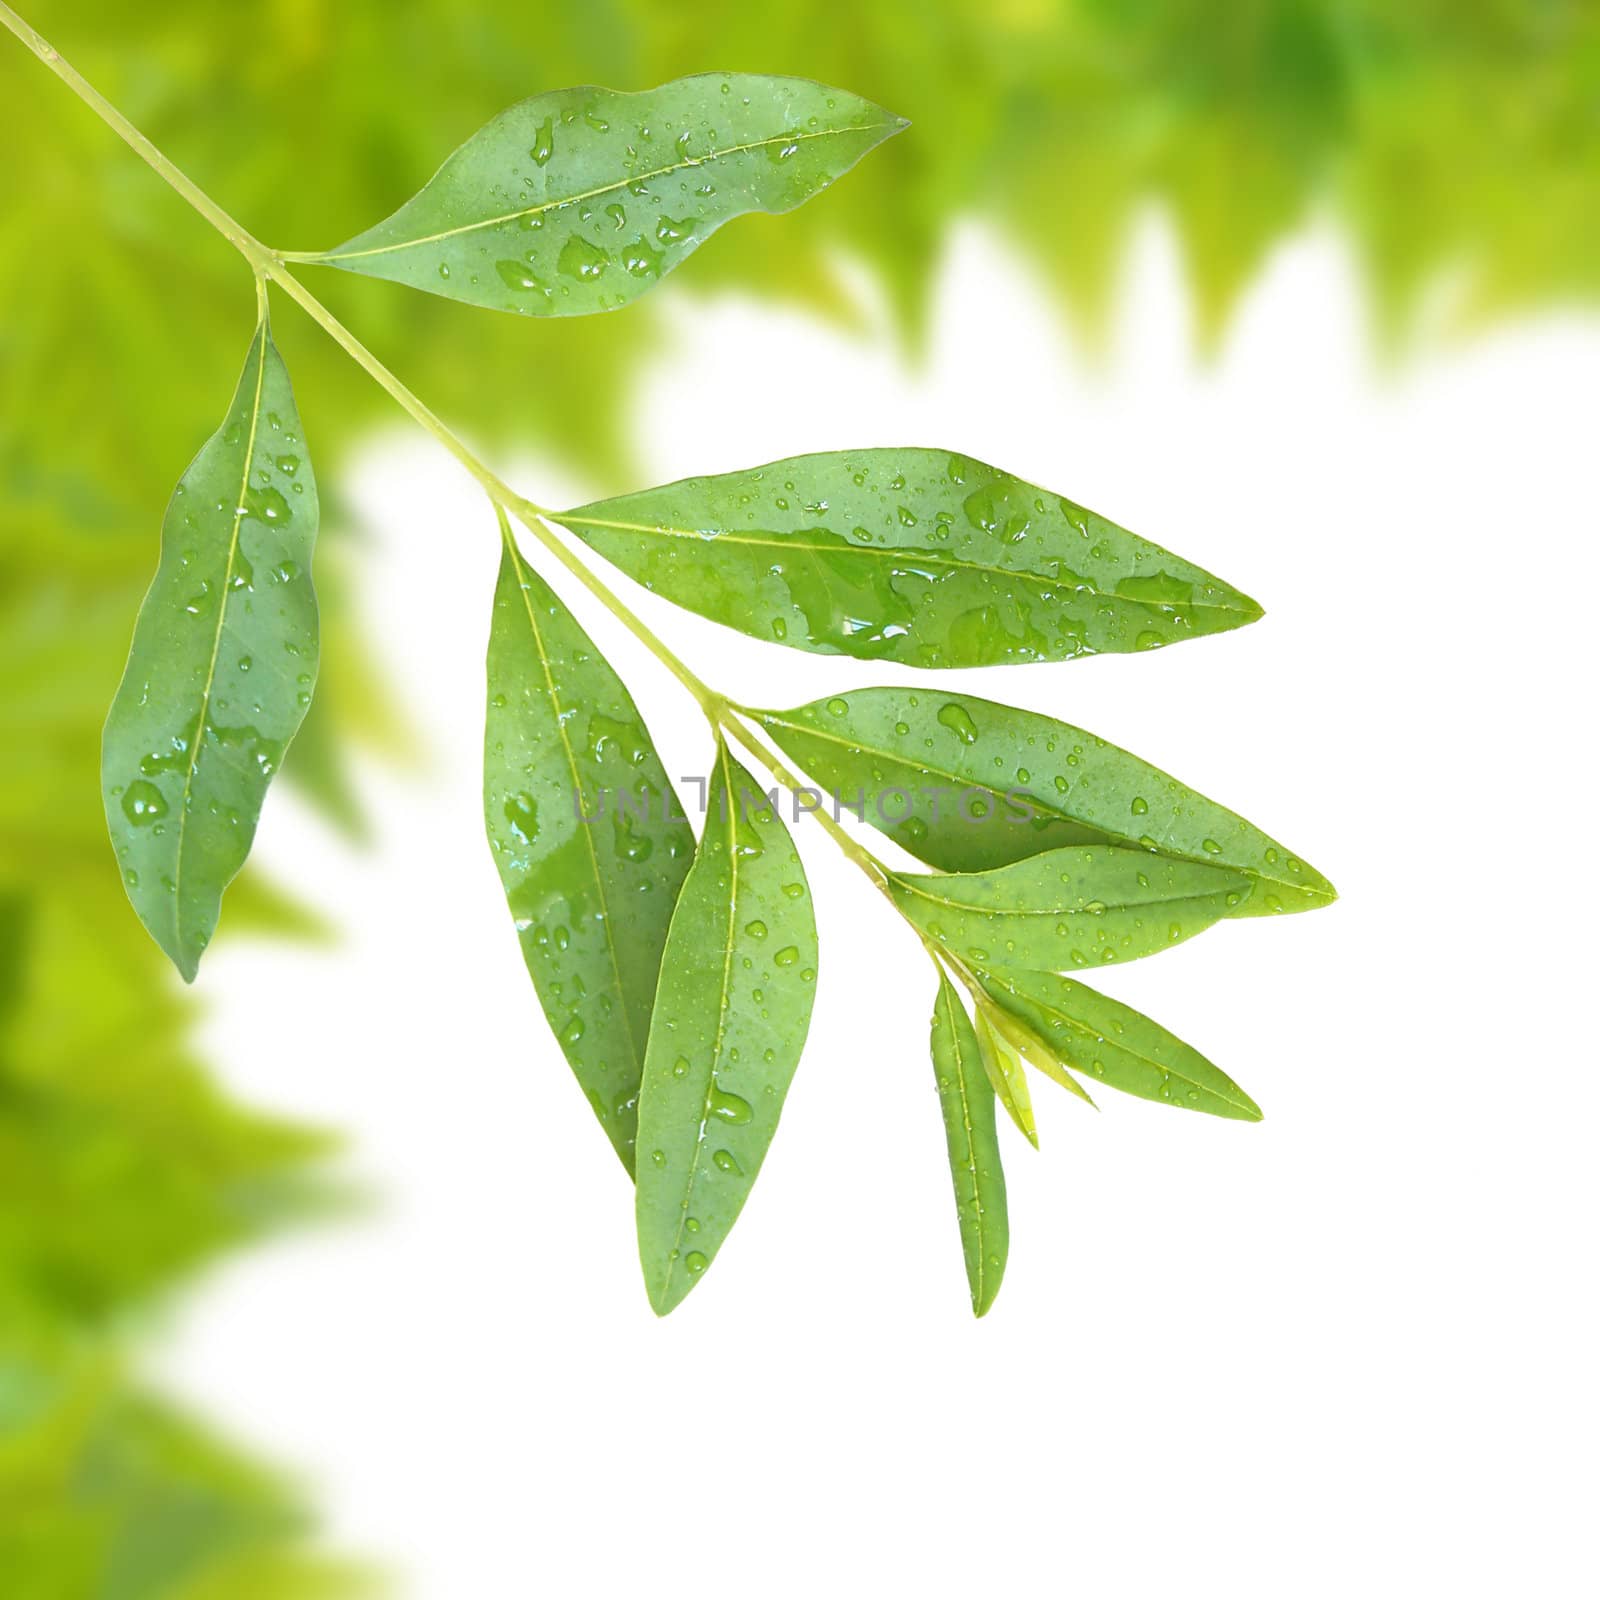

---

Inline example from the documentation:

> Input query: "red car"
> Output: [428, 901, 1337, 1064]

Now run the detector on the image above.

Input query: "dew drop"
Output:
[121, 780, 167, 826]
[557, 236, 611, 281]
[937, 703, 979, 745]
[708, 1084, 753, 1124]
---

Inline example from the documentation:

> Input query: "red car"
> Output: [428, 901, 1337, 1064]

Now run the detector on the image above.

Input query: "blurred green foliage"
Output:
[2, 0, 1596, 1591]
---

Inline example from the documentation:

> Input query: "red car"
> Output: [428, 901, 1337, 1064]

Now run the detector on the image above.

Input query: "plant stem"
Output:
[2, 2, 897, 894]
[509, 505, 729, 729]
[713, 713, 891, 887]
[0, 3, 273, 269]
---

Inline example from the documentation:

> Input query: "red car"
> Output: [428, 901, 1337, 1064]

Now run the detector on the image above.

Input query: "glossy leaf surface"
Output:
[557, 450, 1260, 666]
[102, 322, 319, 981]
[484, 528, 693, 1172]
[635, 743, 817, 1313]
[756, 687, 1334, 913]
[981, 1000, 1095, 1107]
[929, 976, 1008, 1314]
[976, 967, 1261, 1120]
[889, 847, 1251, 974]
[313, 75, 904, 317]
[973, 1008, 1037, 1147]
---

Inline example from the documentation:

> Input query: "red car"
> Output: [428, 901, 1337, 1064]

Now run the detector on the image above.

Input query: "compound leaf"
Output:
[102, 319, 319, 981]
[311, 75, 905, 317]
[975, 967, 1262, 1121]
[635, 741, 818, 1314]
[755, 687, 1334, 913]
[929, 975, 1008, 1315]
[555, 449, 1260, 666]
[889, 847, 1251, 974]
[484, 521, 694, 1173]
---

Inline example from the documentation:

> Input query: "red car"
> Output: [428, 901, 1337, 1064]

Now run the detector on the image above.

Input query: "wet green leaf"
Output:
[310, 75, 905, 318]
[101, 320, 319, 982]
[755, 687, 1334, 912]
[556, 449, 1260, 666]
[929, 975, 1007, 1315]
[889, 847, 1251, 974]
[976, 967, 1261, 1120]
[634, 741, 817, 1314]
[484, 523, 694, 1173]
[979, 997, 1096, 1108]
[972, 1006, 1037, 1148]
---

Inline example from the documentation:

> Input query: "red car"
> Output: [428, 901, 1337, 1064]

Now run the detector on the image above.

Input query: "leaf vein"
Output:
[172, 323, 269, 959]
[505, 536, 644, 1082]
[319, 122, 897, 263]
[559, 514, 1254, 616]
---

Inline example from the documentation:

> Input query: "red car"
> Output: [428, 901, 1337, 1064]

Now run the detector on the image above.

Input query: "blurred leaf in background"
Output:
[2, 0, 1597, 1592]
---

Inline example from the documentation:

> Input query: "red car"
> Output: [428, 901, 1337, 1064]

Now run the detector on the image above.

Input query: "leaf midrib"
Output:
[560, 512, 1256, 617]
[660, 739, 742, 1304]
[322, 121, 898, 263]
[505, 541, 644, 1088]
[938, 980, 990, 1309]
[978, 969, 1255, 1115]
[172, 323, 268, 962]
[760, 708, 1315, 901]
[890, 871, 1242, 919]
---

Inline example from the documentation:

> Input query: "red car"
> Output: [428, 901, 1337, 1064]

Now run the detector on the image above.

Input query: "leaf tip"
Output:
[1225, 1083, 1264, 1122]
[159, 930, 202, 985]
[644, 1260, 695, 1317]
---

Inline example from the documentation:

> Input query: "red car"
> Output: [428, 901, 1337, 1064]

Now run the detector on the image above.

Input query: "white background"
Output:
[159, 219, 1598, 1596]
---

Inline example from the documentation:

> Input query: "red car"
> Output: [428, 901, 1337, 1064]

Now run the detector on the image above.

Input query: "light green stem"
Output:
[0, 3, 274, 268]
[1, 2, 896, 892]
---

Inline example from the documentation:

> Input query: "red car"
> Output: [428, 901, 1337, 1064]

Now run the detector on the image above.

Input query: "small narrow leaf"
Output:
[310, 75, 905, 317]
[102, 321, 319, 981]
[929, 975, 1008, 1315]
[555, 449, 1260, 666]
[980, 1000, 1096, 1107]
[976, 967, 1262, 1120]
[755, 687, 1335, 913]
[484, 525, 694, 1172]
[973, 1008, 1038, 1147]
[635, 741, 818, 1314]
[889, 847, 1252, 974]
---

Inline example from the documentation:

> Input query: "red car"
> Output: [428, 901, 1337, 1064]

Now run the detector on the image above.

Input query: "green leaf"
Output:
[972, 1006, 1037, 1147]
[101, 320, 319, 982]
[309, 75, 905, 318]
[928, 975, 1008, 1315]
[555, 449, 1260, 666]
[483, 523, 694, 1173]
[634, 741, 817, 1314]
[888, 847, 1251, 975]
[979, 998, 1096, 1108]
[754, 687, 1334, 913]
[975, 967, 1262, 1121]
